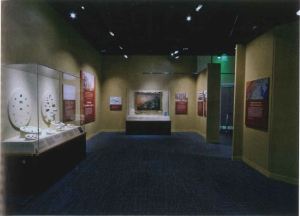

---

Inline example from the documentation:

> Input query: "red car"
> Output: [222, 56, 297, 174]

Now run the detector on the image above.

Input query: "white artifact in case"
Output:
[8, 89, 32, 129]
[41, 91, 58, 123]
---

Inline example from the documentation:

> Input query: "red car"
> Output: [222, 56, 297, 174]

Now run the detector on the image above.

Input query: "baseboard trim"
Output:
[242, 157, 271, 177]
[269, 172, 298, 185]
[232, 156, 242, 160]
[242, 157, 298, 185]
[99, 129, 125, 132]
[86, 131, 101, 140]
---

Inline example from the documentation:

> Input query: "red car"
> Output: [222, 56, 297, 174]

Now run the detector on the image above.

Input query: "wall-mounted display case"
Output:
[126, 89, 171, 134]
[127, 89, 170, 121]
[1, 64, 85, 155]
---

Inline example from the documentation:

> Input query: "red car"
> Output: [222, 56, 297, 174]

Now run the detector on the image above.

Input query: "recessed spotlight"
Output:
[195, 4, 203, 12]
[124, 55, 128, 59]
[69, 12, 77, 19]
[297, 10, 300, 16]
[217, 56, 221, 60]
[171, 52, 174, 56]
[175, 56, 180, 59]
[186, 15, 192, 22]
[252, 25, 258, 30]
[109, 31, 115, 37]
[81, 6, 85, 10]
[119, 46, 123, 50]
[174, 50, 179, 54]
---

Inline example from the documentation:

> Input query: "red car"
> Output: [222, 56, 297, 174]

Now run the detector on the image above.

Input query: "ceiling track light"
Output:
[124, 55, 128, 59]
[186, 15, 192, 22]
[119, 46, 123, 50]
[69, 12, 77, 19]
[109, 31, 115, 37]
[81, 6, 85, 10]
[174, 50, 179, 54]
[175, 56, 180, 59]
[195, 4, 203, 12]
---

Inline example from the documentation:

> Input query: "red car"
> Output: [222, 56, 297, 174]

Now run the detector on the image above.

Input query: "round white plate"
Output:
[8, 89, 31, 128]
[25, 133, 38, 140]
[41, 91, 58, 123]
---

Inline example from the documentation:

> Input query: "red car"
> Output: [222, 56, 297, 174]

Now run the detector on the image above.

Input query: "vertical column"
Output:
[206, 63, 221, 143]
[232, 44, 246, 159]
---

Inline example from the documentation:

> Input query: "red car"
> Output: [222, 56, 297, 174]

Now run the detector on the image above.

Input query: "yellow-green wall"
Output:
[1, 0, 103, 138]
[233, 21, 299, 184]
[195, 69, 208, 138]
[243, 31, 274, 172]
[100, 55, 197, 132]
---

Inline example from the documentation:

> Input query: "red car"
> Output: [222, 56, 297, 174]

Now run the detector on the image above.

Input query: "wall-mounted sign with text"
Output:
[80, 71, 96, 124]
[110, 96, 122, 111]
[245, 77, 269, 131]
[175, 92, 188, 114]
[63, 84, 76, 122]
[197, 91, 204, 116]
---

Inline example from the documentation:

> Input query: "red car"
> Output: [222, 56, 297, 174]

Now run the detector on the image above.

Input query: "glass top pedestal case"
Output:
[1, 64, 85, 155]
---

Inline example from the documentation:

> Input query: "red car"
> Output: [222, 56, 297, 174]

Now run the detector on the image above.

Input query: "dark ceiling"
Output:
[49, 0, 299, 56]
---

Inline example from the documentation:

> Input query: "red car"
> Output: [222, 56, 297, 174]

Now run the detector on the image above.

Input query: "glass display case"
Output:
[1, 64, 85, 155]
[126, 89, 170, 121]
[126, 89, 171, 135]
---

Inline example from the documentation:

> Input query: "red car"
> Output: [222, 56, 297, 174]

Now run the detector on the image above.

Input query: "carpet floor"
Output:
[5, 132, 298, 215]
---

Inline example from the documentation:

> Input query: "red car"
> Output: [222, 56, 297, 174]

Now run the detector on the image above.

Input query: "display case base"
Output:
[4, 133, 86, 194]
[126, 120, 171, 135]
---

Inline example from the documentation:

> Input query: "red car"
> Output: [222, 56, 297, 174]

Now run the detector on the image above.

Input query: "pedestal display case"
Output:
[1, 64, 86, 192]
[126, 90, 171, 135]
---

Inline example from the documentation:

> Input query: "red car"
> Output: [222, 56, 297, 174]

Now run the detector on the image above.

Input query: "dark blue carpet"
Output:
[5, 132, 298, 215]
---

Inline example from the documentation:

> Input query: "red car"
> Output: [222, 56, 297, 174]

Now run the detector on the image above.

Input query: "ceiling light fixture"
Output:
[81, 6, 85, 10]
[119, 46, 123, 50]
[171, 53, 174, 56]
[186, 15, 192, 22]
[217, 56, 221, 60]
[124, 55, 128, 59]
[174, 50, 179, 54]
[69, 12, 77, 19]
[297, 10, 300, 16]
[175, 56, 180, 59]
[109, 31, 115, 37]
[195, 4, 203, 12]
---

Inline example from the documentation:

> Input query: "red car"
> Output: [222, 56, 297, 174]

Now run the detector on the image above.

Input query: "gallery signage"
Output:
[63, 84, 76, 122]
[110, 96, 122, 111]
[175, 92, 188, 114]
[203, 90, 207, 117]
[245, 77, 269, 131]
[80, 71, 95, 124]
[197, 91, 204, 116]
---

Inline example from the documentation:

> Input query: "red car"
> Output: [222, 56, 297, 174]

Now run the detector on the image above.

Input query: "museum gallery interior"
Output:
[0, 0, 299, 215]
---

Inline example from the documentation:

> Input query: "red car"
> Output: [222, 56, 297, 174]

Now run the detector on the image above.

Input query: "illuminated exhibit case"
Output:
[126, 90, 171, 134]
[1, 64, 86, 191]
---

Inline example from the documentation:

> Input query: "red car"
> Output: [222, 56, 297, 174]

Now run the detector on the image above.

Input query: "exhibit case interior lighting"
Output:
[1, 64, 85, 155]
[127, 89, 170, 121]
